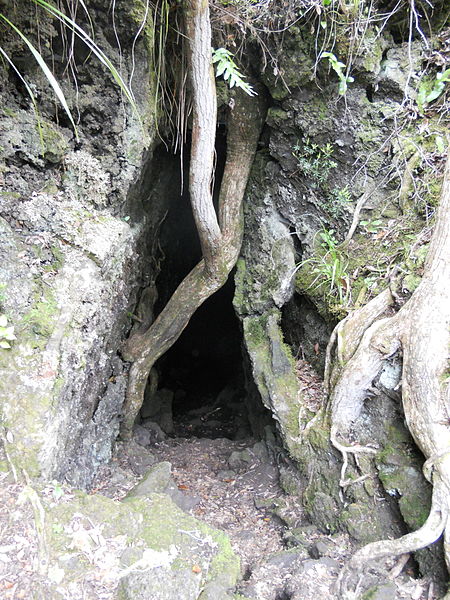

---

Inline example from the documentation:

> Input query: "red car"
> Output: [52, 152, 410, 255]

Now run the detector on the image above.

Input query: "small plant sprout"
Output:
[291, 228, 351, 309]
[51, 480, 64, 501]
[326, 185, 352, 218]
[0, 314, 16, 349]
[417, 68, 450, 111]
[321, 52, 354, 95]
[360, 219, 383, 234]
[292, 138, 337, 186]
[212, 48, 257, 96]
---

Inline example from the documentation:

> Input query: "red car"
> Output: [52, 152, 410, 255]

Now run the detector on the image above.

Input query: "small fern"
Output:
[321, 51, 354, 95]
[212, 48, 256, 96]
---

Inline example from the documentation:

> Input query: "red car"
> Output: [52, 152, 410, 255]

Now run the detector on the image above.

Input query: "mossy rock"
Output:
[21, 284, 58, 340]
[37, 121, 69, 163]
[43, 489, 240, 600]
[242, 311, 301, 455]
[303, 490, 340, 534]
[340, 502, 390, 543]
[375, 421, 432, 529]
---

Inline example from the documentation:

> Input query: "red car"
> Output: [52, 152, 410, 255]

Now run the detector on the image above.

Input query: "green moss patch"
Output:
[43, 489, 240, 599]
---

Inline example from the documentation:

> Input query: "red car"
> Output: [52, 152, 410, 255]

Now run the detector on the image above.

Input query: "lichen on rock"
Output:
[14, 482, 241, 600]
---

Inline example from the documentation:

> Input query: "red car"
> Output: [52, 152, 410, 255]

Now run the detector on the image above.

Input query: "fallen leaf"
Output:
[48, 565, 65, 584]
[178, 484, 189, 490]
[2, 581, 14, 590]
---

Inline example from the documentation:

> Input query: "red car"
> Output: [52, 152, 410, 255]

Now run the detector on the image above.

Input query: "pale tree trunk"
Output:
[329, 152, 450, 592]
[119, 0, 266, 439]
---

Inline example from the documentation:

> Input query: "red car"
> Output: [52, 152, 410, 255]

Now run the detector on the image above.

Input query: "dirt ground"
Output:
[0, 433, 441, 600]
[0, 359, 442, 599]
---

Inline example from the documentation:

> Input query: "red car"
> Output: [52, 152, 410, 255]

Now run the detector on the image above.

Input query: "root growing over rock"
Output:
[330, 152, 450, 590]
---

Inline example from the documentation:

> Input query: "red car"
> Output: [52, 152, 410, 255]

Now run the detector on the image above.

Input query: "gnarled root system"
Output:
[330, 153, 450, 591]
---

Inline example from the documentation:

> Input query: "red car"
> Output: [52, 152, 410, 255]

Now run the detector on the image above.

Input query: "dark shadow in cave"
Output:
[156, 274, 251, 439]
[281, 292, 334, 376]
[137, 134, 271, 441]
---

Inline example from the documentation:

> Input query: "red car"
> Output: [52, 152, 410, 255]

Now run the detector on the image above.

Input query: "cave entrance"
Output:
[152, 274, 251, 439]
[137, 138, 257, 441]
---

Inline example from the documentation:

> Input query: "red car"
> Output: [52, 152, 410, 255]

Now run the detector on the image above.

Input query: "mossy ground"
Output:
[295, 206, 436, 320]
[46, 489, 240, 597]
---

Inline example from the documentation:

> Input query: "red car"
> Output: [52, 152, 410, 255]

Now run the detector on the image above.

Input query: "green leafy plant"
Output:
[293, 228, 351, 307]
[310, 229, 350, 302]
[212, 48, 256, 96]
[49, 480, 64, 501]
[321, 51, 354, 95]
[417, 69, 450, 111]
[292, 140, 353, 220]
[0, 314, 16, 349]
[324, 185, 352, 218]
[360, 219, 383, 234]
[292, 138, 337, 186]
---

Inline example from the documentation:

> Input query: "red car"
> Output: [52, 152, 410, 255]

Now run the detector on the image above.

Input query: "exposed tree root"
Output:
[338, 476, 448, 596]
[330, 425, 377, 487]
[324, 287, 394, 393]
[330, 152, 450, 588]
[350, 478, 447, 566]
[330, 314, 401, 436]
[119, 0, 266, 439]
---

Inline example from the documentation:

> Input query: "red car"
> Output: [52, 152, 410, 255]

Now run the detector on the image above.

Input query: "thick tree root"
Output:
[330, 313, 401, 436]
[324, 288, 394, 393]
[350, 482, 447, 566]
[329, 152, 450, 589]
[337, 477, 449, 596]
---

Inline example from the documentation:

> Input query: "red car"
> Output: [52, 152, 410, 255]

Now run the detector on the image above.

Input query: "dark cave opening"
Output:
[154, 274, 251, 439]
[137, 137, 269, 441]
[281, 292, 333, 376]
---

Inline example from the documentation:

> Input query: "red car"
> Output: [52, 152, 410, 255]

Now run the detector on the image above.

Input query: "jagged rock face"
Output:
[234, 25, 446, 582]
[0, 12, 446, 592]
[0, 1, 161, 487]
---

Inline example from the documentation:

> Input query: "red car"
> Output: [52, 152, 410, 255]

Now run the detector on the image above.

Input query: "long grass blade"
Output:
[0, 45, 45, 148]
[32, 0, 139, 115]
[0, 14, 78, 139]
[129, 0, 150, 91]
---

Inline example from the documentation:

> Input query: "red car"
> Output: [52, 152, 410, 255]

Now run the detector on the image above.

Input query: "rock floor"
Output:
[90, 411, 439, 600]
[0, 383, 442, 600]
